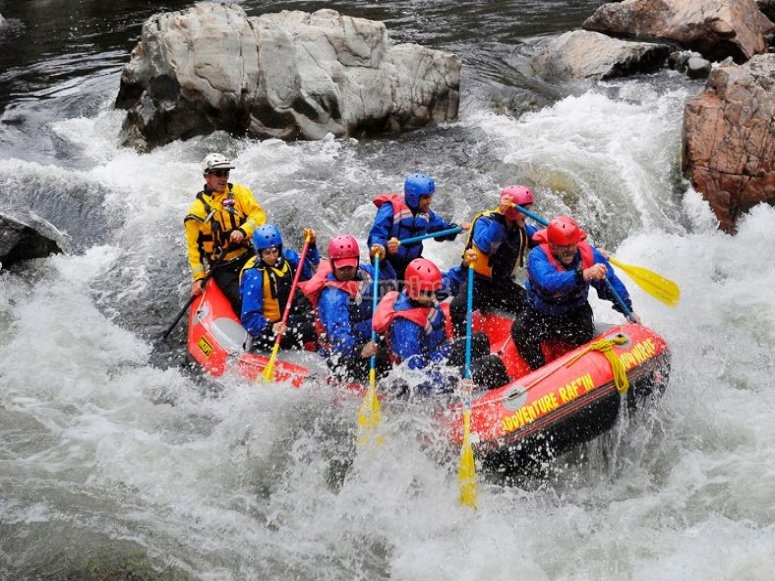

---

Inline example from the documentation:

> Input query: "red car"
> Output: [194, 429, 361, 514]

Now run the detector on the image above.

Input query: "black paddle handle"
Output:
[160, 293, 198, 340]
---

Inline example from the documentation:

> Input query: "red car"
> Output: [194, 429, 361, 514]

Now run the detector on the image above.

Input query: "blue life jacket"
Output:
[367, 194, 458, 275]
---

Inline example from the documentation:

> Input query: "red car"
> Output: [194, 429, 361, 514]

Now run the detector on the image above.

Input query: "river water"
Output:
[1, 1, 774, 580]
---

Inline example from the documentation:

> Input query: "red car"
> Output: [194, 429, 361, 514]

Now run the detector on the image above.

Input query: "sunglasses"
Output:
[208, 169, 230, 178]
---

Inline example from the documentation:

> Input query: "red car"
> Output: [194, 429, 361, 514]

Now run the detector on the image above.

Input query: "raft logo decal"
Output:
[197, 336, 213, 357]
[619, 338, 657, 371]
[500, 338, 661, 435]
[501, 373, 594, 434]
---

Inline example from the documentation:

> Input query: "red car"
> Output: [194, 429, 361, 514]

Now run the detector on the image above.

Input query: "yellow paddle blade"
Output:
[356, 374, 382, 448]
[260, 342, 281, 382]
[458, 408, 477, 508]
[608, 257, 681, 307]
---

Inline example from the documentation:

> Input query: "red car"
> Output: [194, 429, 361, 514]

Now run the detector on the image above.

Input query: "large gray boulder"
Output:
[116, 3, 461, 151]
[531, 30, 672, 80]
[584, 0, 775, 63]
[682, 54, 775, 232]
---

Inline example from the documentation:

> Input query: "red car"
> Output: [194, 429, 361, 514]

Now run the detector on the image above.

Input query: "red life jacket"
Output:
[373, 193, 420, 225]
[301, 263, 374, 304]
[372, 291, 437, 334]
[532, 229, 595, 270]
[299, 262, 329, 303]
[301, 263, 374, 344]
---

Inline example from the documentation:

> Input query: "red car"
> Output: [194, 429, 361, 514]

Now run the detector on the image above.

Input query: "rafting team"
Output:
[185, 153, 639, 394]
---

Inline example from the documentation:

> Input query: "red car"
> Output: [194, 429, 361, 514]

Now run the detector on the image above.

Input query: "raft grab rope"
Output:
[565, 333, 630, 394]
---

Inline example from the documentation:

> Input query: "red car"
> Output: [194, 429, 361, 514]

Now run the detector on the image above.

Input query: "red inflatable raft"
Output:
[187, 279, 329, 387]
[188, 276, 670, 470]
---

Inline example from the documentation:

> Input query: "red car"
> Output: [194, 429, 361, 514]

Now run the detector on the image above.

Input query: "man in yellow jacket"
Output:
[184, 153, 266, 314]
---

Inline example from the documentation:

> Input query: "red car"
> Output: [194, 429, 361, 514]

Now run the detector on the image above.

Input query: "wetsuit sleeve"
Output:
[360, 261, 396, 307]
[282, 247, 319, 282]
[240, 268, 269, 336]
[233, 184, 266, 238]
[525, 224, 540, 248]
[367, 203, 395, 248]
[390, 318, 452, 394]
[428, 210, 459, 240]
[472, 215, 502, 254]
[304, 244, 320, 278]
[184, 212, 207, 282]
[357, 265, 381, 336]
[439, 266, 464, 299]
[428, 339, 452, 365]
[318, 288, 361, 358]
[378, 259, 397, 285]
[285, 249, 300, 270]
[391, 317, 451, 368]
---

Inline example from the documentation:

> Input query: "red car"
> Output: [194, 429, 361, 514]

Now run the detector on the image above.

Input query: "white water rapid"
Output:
[1, 8, 774, 581]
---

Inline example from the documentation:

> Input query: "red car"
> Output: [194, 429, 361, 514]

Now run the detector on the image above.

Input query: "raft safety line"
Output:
[565, 334, 629, 394]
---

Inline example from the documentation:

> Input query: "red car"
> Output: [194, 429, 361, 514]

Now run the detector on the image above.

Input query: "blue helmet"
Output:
[253, 224, 283, 251]
[403, 173, 435, 209]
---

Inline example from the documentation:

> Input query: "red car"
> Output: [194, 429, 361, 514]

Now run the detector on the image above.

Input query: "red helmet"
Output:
[500, 185, 534, 220]
[328, 235, 360, 268]
[547, 216, 586, 246]
[404, 258, 443, 300]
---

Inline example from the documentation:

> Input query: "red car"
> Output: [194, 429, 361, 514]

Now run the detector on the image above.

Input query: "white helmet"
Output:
[201, 153, 235, 174]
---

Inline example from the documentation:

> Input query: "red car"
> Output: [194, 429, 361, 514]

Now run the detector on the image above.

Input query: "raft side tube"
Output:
[441, 319, 670, 469]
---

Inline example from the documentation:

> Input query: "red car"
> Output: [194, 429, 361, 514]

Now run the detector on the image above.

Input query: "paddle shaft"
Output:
[261, 235, 313, 381]
[458, 264, 478, 508]
[397, 226, 462, 246]
[464, 265, 474, 379]
[270, 235, 313, 346]
[369, 254, 381, 385]
[161, 293, 198, 341]
[356, 251, 383, 448]
[513, 204, 548, 227]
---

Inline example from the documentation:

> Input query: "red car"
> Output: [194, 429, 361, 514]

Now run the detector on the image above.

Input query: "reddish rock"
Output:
[682, 54, 775, 232]
[584, 0, 775, 63]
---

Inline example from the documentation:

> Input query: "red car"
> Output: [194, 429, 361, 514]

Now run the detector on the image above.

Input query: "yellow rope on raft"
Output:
[566, 335, 630, 394]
